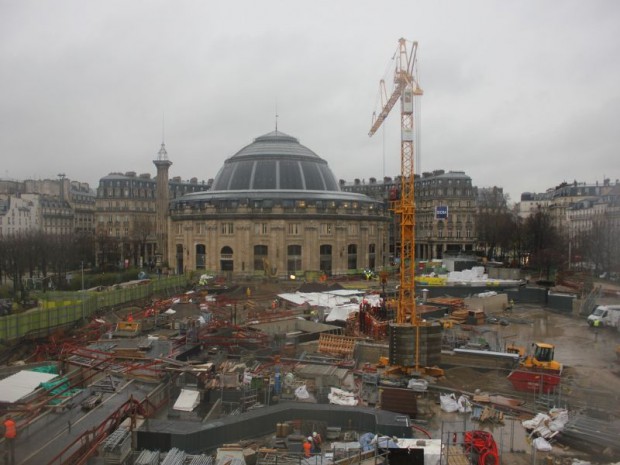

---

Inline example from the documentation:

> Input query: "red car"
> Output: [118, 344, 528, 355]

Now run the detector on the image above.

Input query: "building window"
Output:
[221, 223, 234, 235]
[287, 244, 302, 276]
[288, 223, 300, 235]
[320, 223, 332, 235]
[196, 244, 206, 269]
[347, 244, 357, 270]
[347, 224, 357, 235]
[368, 243, 376, 269]
[254, 223, 268, 235]
[320, 244, 332, 275]
[254, 245, 268, 271]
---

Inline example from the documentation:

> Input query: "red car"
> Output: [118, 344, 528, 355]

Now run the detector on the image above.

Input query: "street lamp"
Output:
[81, 261, 84, 291]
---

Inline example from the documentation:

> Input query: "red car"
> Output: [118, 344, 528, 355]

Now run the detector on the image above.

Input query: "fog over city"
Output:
[1, 0, 619, 201]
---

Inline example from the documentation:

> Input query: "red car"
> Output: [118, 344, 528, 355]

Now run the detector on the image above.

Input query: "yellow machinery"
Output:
[520, 342, 562, 372]
[370, 38, 442, 375]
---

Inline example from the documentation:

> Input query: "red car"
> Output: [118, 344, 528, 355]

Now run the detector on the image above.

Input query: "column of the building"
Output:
[206, 222, 219, 273]
[358, 221, 369, 270]
[237, 221, 251, 274]
[270, 222, 285, 278]
[153, 143, 172, 267]
[304, 222, 319, 271]
[335, 221, 347, 274]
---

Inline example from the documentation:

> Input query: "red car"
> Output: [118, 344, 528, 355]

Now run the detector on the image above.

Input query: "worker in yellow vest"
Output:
[593, 318, 601, 340]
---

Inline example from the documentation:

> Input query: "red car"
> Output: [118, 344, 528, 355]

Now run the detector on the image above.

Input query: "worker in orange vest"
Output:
[3, 414, 16, 465]
[303, 438, 312, 458]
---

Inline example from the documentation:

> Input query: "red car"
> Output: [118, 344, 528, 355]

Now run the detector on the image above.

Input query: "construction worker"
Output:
[593, 318, 601, 340]
[303, 438, 312, 458]
[3, 414, 16, 465]
[312, 431, 323, 453]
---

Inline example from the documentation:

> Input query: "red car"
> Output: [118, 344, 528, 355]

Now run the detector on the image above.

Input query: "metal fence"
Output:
[0, 275, 188, 342]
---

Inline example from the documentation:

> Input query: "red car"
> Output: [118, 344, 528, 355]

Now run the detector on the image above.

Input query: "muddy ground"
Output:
[432, 302, 620, 464]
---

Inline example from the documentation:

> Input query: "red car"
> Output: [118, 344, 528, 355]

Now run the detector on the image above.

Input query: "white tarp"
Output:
[173, 389, 200, 412]
[325, 304, 359, 322]
[277, 292, 352, 308]
[0, 370, 58, 403]
[277, 290, 369, 308]
[277, 290, 385, 322]
[328, 387, 358, 406]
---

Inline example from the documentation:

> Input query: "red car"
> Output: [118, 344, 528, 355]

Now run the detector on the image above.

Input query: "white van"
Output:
[587, 305, 620, 329]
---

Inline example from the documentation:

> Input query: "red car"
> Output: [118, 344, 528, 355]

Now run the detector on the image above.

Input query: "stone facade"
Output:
[94, 169, 210, 268]
[341, 170, 477, 262]
[167, 131, 389, 278]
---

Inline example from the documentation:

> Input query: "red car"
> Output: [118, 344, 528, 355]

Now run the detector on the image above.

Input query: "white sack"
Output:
[440, 393, 459, 413]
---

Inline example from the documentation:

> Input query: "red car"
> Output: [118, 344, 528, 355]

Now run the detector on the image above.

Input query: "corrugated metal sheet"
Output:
[0, 370, 58, 403]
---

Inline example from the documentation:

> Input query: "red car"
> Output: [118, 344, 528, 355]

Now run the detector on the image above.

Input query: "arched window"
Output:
[220, 246, 233, 271]
[287, 245, 302, 276]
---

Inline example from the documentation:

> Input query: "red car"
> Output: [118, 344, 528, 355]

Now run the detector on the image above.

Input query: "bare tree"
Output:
[3, 233, 28, 300]
[524, 209, 566, 280]
[96, 229, 120, 270]
[131, 215, 155, 267]
[476, 187, 516, 261]
[580, 214, 620, 275]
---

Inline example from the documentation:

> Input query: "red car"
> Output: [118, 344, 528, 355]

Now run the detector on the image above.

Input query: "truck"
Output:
[587, 304, 620, 329]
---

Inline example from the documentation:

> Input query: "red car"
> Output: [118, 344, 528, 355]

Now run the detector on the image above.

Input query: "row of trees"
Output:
[476, 190, 620, 279]
[1, 202, 617, 300]
[0, 224, 158, 302]
[0, 231, 96, 300]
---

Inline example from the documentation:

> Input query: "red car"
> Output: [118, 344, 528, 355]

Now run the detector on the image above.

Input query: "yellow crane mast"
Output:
[370, 38, 424, 371]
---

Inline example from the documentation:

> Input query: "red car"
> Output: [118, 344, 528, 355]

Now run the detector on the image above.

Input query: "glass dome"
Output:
[211, 131, 340, 191]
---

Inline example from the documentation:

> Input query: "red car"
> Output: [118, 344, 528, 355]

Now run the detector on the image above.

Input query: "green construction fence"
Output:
[0, 275, 188, 343]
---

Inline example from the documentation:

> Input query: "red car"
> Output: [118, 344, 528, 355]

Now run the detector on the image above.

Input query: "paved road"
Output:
[15, 379, 150, 465]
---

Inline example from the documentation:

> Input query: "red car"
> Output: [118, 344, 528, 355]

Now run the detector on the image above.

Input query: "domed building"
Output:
[168, 131, 389, 278]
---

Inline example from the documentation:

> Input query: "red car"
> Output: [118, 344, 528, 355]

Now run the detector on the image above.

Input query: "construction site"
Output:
[1, 38, 620, 465]
[1, 272, 619, 465]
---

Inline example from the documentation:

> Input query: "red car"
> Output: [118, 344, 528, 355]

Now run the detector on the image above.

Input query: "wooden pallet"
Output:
[445, 446, 471, 465]
[318, 334, 355, 358]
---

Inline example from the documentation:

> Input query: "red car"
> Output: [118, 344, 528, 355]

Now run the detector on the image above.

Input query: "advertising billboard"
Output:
[435, 205, 448, 219]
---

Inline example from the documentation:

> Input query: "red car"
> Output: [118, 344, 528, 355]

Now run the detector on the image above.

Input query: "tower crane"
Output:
[370, 38, 435, 375]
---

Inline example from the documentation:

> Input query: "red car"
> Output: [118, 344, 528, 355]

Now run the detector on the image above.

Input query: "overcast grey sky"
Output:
[1, 0, 619, 202]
